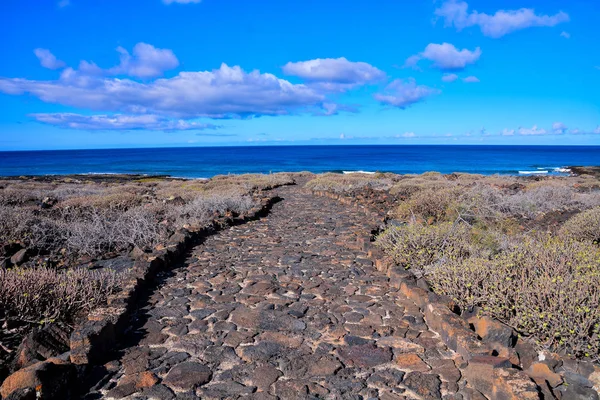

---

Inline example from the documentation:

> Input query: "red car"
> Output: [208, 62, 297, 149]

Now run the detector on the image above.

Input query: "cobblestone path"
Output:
[90, 185, 464, 400]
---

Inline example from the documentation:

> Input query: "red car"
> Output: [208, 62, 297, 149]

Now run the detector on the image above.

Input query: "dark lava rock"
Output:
[337, 344, 392, 368]
[403, 372, 441, 400]
[163, 362, 212, 391]
[10, 249, 30, 266]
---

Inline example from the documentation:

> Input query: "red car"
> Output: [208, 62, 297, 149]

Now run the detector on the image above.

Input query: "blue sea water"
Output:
[0, 145, 598, 178]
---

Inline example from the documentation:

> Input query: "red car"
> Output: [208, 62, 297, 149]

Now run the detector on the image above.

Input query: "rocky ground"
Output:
[81, 183, 468, 400]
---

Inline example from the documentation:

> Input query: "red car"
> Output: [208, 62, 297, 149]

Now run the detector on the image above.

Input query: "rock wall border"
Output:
[0, 196, 279, 399]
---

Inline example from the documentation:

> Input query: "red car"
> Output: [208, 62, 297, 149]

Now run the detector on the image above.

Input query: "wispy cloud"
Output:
[435, 0, 569, 38]
[30, 113, 220, 131]
[518, 125, 547, 135]
[314, 103, 359, 117]
[283, 57, 385, 91]
[58, 0, 70, 7]
[405, 43, 481, 71]
[499, 123, 600, 136]
[374, 79, 439, 109]
[34, 49, 66, 70]
[463, 76, 480, 83]
[79, 43, 179, 78]
[441, 73, 458, 82]
[552, 122, 568, 134]
[560, 31, 571, 39]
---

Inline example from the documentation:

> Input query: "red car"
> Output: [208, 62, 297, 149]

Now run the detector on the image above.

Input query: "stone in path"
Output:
[85, 184, 466, 399]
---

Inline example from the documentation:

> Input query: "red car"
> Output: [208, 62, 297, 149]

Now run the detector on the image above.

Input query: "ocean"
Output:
[0, 145, 598, 178]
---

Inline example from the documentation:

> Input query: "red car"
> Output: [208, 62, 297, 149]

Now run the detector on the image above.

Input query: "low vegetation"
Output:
[0, 173, 293, 330]
[305, 172, 396, 193]
[336, 170, 600, 360]
[0, 267, 120, 325]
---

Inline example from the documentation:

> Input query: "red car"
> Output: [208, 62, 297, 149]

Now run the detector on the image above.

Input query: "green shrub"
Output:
[426, 235, 600, 359]
[375, 222, 472, 275]
[560, 207, 600, 243]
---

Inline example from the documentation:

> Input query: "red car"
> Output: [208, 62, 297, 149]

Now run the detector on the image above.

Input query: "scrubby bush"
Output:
[498, 186, 575, 218]
[427, 235, 600, 359]
[389, 174, 451, 198]
[305, 173, 394, 193]
[376, 222, 472, 275]
[394, 187, 463, 223]
[0, 266, 121, 324]
[560, 207, 600, 243]
[170, 194, 255, 228]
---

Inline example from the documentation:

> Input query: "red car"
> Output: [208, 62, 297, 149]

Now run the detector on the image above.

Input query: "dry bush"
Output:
[61, 191, 143, 210]
[48, 184, 107, 201]
[462, 184, 600, 219]
[0, 176, 267, 262]
[0, 266, 121, 325]
[560, 207, 600, 243]
[0, 205, 35, 243]
[305, 173, 393, 193]
[0, 186, 45, 206]
[208, 173, 295, 192]
[427, 235, 600, 359]
[389, 173, 454, 198]
[59, 205, 169, 257]
[494, 186, 575, 218]
[170, 194, 255, 228]
[395, 187, 463, 223]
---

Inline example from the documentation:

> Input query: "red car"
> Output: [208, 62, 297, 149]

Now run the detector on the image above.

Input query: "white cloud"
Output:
[31, 113, 219, 131]
[442, 73, 458, 82]
[552, 122, 568, 134]
[463, 76, 480, 83]
[595, 126, 600, 134]
[314, 103, 358, 116]
[373, 79, 439, 109]
[58, 0, 70, 7]
[79, 43, 179, 78]
[282, 57, 385, 91]
[163, 0, 201, 4]
[560, 31, 570, 39]
[502, 128, 515, 136]
[435, 1, 569, 38]
[0, 63, 330, 119]
[401, 132, 416, 138]
[405, 43, 481, 71]
[34, 49, 66, 70]
[518, 125, 548, 135]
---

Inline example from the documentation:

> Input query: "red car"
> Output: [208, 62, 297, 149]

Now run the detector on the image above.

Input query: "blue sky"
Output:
[0, 0, 599, 150]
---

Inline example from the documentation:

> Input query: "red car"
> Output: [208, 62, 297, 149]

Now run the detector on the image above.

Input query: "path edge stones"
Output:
[0, 196, 280, 400]
[311, 189, 545, 400]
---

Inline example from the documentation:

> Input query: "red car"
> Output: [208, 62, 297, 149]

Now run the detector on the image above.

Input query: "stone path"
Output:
[86, 185, 465, 400]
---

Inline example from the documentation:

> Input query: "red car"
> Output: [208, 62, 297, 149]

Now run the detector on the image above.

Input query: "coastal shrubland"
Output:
[560, 207, 600, 243]
[305, 172, 396, 193]
[0, 173, 292, 332]
[372, 171, 600, 359]
[304, 170, 600, 360]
